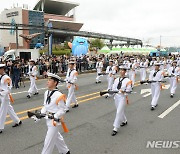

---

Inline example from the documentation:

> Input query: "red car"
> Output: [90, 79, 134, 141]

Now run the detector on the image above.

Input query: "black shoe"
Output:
[155, 104, 158, 107]
[66, 110, 70, 113]
[72, 104, 79, 108]
[105, 95, 109, 99]
[98, 81, 101, 83]
[34, 92, 39, 95]
[170, 94, 174, 98]
[151, 106, 155, 111]
[27, 95, 31, 99]
[66, 151, 70, 154]
[12, 121, 22, 128]
[0, 130, 2, 134]
[111, 130, 118, 136]
[120, 121, 127, 127]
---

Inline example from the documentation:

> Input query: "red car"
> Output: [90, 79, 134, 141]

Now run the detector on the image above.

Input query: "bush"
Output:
[39, 49, 71, 56]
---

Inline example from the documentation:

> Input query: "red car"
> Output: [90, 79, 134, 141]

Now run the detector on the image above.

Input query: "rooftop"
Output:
[34, 0, 79, 15]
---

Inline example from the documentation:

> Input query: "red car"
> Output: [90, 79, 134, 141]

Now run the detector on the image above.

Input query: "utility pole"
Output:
[15, 24, 19, 49]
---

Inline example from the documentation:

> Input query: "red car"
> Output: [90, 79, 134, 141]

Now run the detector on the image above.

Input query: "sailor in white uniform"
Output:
[149, 63, 164, 110]
[0, 64, 22, 134]
[128, 58, 137, 88]
[27, 59, 38, 99]
[139, 58, 148, 81]
[96, 57, 103, 83]
[167, 60, 180, 98]
[111, 66, 132, 136]
[65, 61, 79, 112]
[41, 73, 70, 154]
[105, 60, 117, 98]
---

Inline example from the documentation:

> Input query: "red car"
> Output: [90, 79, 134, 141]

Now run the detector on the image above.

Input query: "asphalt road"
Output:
[0, 72, 180, 154]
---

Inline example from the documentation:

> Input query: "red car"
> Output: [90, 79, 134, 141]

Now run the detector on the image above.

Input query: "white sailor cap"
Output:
[29, 59, 35, 62]
[47, 72, 61, 82]
[109, 59, 114, 62]
[0, 64, 6, 68]
[154, 62, 161, 66]
[119, 65, 128, 70]
[68, 60, 76, 64]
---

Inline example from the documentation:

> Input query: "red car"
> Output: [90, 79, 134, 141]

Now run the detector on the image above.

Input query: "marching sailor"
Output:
[139, 58, 148, 81]
[167, 60, 180, 98]
[105, 60, 117, 98]
[149, 63, 164, 110]
[0, 64, 22, 134]
[111, 66, 132, 136]
[166, 58, 172, 70]
[128, 58, 137, 88]
[41, 73, 70, 154]
[65, 60, 79, 112]
[150, 57, 157, 71]
[27, 59, 38, 99]
[96, 57, 103, 83]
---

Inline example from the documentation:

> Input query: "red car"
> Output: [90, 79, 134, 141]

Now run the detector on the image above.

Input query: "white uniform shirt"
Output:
[28, 65, 38, 77]
[96, 61, 103, 73]
[168, 66, 180, 76]
[106, 66, 117, 77]
[149, 70, 164, 82]
[0, 74, 12, 99]
[65, 69, 78, 84]
[140, 62, 148, 68]
[112, 77, 132, 97]
[41, 90, 66, 119]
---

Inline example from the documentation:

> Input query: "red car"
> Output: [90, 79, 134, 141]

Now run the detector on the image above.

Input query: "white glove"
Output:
[41, 107, 46, 114]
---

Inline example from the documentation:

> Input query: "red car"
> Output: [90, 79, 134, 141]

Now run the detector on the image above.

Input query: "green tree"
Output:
[90, 38, 105, 50]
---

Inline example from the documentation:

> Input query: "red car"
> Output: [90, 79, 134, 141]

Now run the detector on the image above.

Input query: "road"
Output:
[0, 72, 180, 154]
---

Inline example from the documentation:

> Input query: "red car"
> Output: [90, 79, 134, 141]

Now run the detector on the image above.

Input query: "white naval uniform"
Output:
[140, 61, 148, 81]
[128, 63, 137, 87]
[96, 61, 103, 82]
[41, 90, 69, 154]
[65, 69, 78, 108]
[168, 66, 180, 95]
[149, 69, 164, 107]
[0, 74, 20, 130]
[166, 59, 172, 70]
[28, 65, 38, 96]
[112, 77, 132, 131]
[150, 61, 157, 71]
[106, 65, 117, 90]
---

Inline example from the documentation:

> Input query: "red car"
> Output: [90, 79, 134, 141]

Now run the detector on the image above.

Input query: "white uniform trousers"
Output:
[113, 95, 127, 129]
[169, 77, 177, 94]
[129, 71, 135, 87]
[151, 83, 160, 107]
[28, 77, 38, 95]
[66, 85, 77, 108]
[107, 76, 114, 90]
[0, 98, 20, 130]
[42, 119, 69, 154]
[140, 68, 146, 81]
[96, 68, 102, 82]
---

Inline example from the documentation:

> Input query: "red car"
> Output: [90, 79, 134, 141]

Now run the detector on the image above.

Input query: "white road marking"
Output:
[141, 89, 152, 97]
[158, 100, 180, 119]
[12, 85, 64, 95]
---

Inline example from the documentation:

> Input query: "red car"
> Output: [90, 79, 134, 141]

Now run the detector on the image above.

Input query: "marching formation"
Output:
[0, 54, 180, 154]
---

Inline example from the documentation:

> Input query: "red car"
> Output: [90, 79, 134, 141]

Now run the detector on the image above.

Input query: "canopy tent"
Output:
[98, 46, 110, 53]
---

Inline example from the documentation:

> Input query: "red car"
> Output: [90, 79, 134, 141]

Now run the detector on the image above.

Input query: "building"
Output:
[0, 0, 83, 49]
[34, 0, 83, 43]
[0, 7, 44, 49]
